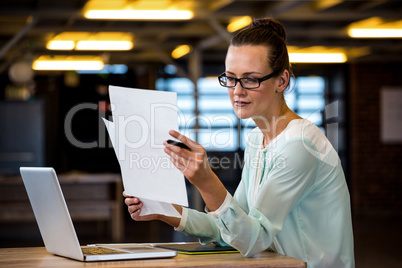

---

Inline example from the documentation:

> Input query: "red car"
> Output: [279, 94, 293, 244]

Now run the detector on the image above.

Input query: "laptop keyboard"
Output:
[82, 246, 127, 255]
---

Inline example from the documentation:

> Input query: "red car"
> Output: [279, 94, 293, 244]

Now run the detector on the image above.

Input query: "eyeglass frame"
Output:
[218, 70, 281, 89]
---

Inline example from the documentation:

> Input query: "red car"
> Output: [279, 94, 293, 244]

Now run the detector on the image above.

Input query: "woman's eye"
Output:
[227, 77, 236, 82]
[245, 78, 258, 84]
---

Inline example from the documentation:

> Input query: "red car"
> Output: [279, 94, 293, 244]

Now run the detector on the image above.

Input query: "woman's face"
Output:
[225, 45, 283, 121]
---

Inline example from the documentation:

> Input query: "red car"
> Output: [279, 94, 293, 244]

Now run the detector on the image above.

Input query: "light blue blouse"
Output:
[177, 119, 354, 268]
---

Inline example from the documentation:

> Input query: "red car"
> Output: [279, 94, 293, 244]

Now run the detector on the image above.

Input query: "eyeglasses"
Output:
[218, 70, 280, 89]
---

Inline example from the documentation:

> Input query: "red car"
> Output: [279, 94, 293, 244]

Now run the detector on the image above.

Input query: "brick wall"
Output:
[349, 62, 402, 217]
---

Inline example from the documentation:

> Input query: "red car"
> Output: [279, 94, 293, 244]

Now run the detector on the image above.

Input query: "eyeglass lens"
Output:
[219, 75, 259, 89]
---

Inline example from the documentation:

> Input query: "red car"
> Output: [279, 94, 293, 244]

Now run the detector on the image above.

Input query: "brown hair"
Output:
[230, 18, 292, 85]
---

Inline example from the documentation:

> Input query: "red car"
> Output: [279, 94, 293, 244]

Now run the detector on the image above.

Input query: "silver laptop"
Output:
[20, 167, 177, 262]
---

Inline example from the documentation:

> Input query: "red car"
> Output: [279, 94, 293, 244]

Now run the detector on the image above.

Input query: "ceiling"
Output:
[0, 0, 402, 75]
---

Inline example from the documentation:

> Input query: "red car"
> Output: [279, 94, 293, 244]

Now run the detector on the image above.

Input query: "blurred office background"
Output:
[0, 1, 401, 267]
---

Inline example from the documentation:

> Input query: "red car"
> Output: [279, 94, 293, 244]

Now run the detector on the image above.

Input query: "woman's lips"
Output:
[234, 101, 251, 107]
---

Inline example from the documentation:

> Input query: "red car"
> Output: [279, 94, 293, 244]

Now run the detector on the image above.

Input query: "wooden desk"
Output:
[0, 247, 306, 267]
[0, 173, 124, 242]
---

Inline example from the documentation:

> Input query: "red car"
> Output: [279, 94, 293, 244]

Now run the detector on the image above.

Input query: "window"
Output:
[157, 76, 237, 151]
[240, 76, 327, 149]
[156, 75, 327, 152]
[286, 76, 326, 129]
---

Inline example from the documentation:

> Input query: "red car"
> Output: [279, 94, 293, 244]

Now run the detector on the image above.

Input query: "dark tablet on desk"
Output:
[155, 243, 238, 255]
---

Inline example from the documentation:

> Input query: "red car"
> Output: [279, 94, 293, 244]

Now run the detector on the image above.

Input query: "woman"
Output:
[124, 18, 354, 267]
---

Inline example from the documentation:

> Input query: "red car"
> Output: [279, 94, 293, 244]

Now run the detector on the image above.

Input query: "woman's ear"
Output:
[276, 70, 289, 93]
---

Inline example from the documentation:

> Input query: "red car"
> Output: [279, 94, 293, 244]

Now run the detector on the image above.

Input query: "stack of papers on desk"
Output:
[102, 86, 188, 218]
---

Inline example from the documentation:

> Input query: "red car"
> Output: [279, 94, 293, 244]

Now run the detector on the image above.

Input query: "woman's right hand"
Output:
[123, 191, 158, 222]
[123, 191, 182, 227]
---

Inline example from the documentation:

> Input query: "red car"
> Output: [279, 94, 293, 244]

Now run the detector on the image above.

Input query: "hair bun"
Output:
[251, 18, 287, 41]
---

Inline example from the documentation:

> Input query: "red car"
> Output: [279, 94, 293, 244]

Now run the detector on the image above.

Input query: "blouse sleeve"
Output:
[180, 207, 228, 246]
[208, 139, 319, 257]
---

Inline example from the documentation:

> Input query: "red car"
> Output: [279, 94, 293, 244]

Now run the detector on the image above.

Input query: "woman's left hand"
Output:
[164, 130, 228, 211]
[163, 130, 214, 188]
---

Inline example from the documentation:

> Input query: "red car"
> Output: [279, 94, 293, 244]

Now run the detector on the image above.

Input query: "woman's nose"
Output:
[233, 82, 247, 95]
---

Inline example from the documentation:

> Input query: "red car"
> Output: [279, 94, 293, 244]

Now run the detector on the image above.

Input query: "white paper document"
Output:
[103, 86, 188, 218]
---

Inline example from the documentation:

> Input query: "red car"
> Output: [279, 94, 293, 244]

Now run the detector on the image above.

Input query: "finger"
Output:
[168, 130, 200, 151]
[163, 144, 192, 160]
[174, 153, 192, 169]
[170, 155, 193, 174]
[130, 208, 142, 220]
[122, 191, 134, 198]
[124, 197, 140, 206]
[127, 202, 143, 214]
[166, 148, 192, 167]
[163, 140, 189, 154]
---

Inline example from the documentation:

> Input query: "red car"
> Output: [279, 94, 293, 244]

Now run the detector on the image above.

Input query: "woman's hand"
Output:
[123, 192, 159, 222]
[163, 130, 214, 188]
[123, 191, 182, 227]
[163, 130, 228, 211]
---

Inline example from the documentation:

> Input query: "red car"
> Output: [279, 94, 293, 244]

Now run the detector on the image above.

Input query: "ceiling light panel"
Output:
[288, 46, 348, 63]
[289, 53, 347, 63]
[33, 56, 104, 71]
[348, 17, 402, 38]
[46, 32, 134, 51]
[171, 44, 191, 59]
[227, 16, 252, 32]
[76, 41, 133, 50]
[83, 0, 194, 20]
